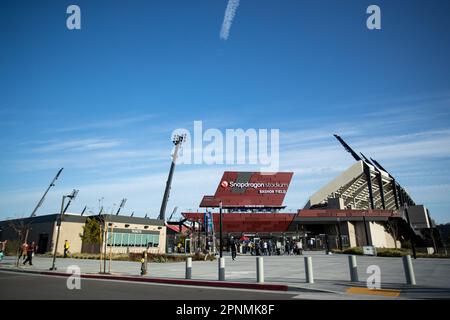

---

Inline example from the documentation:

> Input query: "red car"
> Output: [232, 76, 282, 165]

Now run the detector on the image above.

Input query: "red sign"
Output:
[200, 171, 293, 208]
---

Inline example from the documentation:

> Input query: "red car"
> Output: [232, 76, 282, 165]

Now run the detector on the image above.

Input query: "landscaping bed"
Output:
[331, 247, 450, 258]
[37, 252, 216, 263]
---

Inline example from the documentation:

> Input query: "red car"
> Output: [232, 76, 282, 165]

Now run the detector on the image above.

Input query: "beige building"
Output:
[0, 214, 166, 255]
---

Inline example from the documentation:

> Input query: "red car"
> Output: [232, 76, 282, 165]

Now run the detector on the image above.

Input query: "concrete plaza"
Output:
[1, 251, 450, 299]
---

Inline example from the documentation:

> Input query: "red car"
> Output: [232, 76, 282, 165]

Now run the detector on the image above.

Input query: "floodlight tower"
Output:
[116, 198, 127, 215]
[30, 168, 64, 217]
[158, 134, 186, 221]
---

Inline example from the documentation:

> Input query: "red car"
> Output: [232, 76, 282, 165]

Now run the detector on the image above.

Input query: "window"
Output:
[153, 234, 160, 247]
[114, 233, 122, 246]
[121, 233, 129, 247]
[135, 234, 142, 247]
[106, 232, 160, 248]
[129, 234, 136, 246]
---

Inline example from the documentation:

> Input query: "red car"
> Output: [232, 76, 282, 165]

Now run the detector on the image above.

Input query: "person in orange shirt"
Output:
[19, 242, 28, 261]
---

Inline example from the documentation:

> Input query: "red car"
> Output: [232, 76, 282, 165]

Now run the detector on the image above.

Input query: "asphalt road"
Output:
[0, 270, 299, 300]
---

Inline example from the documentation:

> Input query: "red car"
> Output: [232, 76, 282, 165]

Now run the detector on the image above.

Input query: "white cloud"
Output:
[51, 114, 156, 133]
[30, 138, 122, 153]
[220, 0, 240, 40]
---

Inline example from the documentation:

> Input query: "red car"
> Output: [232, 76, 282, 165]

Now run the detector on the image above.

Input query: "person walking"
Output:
[249, 241, 255, 256]
[203, 243, 211, 261]
[267, 240, 272, 256]
[263, 241, 268, 256]
[230, 237, 237, 261]
[298, 240, 303, 255]
[63, 240, 70, 258]
[23, 241, 36, 266]
[19, 242, 28, 261]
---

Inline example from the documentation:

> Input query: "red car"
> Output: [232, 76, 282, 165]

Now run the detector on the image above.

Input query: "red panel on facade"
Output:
[199, 171, 293, 208]
[182, 212, 296, 233]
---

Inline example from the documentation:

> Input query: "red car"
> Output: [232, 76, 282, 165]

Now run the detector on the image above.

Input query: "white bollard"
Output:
[402, 255, 416, 285]
[218, 257, 225, 281]
[256, 257, 264, 283]
[304, 256, 314, 284]
[348, 255, 359, 282]
[185, 257, 192, 279]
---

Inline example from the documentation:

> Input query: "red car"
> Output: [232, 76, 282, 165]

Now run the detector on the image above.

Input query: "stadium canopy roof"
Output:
[304, 135, 416, 211]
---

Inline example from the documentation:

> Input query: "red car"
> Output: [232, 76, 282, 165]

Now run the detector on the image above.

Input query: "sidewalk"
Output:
[2, 253, 450, 299]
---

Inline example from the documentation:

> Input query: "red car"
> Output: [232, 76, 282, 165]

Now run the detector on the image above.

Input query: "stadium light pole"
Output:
[50, 189, 78, 270]
[116, 198, 127, 215]
[159, 134, 186, 221]
[219, 201, 223, 258]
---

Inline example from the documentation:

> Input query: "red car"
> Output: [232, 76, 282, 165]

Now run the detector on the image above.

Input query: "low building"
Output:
[0, 214, 166, 255]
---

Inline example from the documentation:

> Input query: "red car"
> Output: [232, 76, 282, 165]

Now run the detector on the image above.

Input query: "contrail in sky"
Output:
[220, 0, 240, 40]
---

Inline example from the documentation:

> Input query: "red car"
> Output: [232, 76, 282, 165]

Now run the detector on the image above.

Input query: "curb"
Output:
[0, 267, 288, 292]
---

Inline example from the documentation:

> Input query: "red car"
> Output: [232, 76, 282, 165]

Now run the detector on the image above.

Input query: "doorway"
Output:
[37, 233, 49, 254]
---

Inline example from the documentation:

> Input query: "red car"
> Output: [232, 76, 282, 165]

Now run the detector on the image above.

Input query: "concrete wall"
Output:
[51, 221, 85, 254]
[354, 221, 370, 246]
[368, 221, 400, 248]
[347, 222, 357, 247]
[407, 205, 430, 229]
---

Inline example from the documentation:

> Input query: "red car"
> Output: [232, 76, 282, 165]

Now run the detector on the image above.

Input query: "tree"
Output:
[79, 217, 101, 253]
[7, 217, 29, 267]
[386, 218, 400, 249]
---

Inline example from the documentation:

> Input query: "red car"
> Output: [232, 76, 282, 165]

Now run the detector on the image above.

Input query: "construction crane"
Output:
[30, 168, 64, 217]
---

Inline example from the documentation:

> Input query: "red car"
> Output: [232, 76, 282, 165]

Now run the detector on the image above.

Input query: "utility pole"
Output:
[103, 215, 108, 273]
[219, 202, 223, 258]
[159, 134, 186, 221]
[50, 189, 78, 270]
[108, 222, 114, 273]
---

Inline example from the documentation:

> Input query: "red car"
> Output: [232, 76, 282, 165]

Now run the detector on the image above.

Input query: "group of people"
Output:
[17, 239, 70, 266]
[283, 239, 303, 255]
[248, 239, 274, 256]
[229, 238, 305, 258]
[19, 241, 37, 265]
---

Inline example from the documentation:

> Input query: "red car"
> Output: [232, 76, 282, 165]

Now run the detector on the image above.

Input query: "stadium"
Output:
[0, 135, 440, 255]
[180, 135, 439, 253]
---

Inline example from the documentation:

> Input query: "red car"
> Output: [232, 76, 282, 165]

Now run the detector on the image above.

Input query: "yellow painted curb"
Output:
[346, 287, 401, 297]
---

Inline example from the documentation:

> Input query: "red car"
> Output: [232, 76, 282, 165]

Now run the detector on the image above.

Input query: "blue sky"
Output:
[1, 0, 450, 223]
